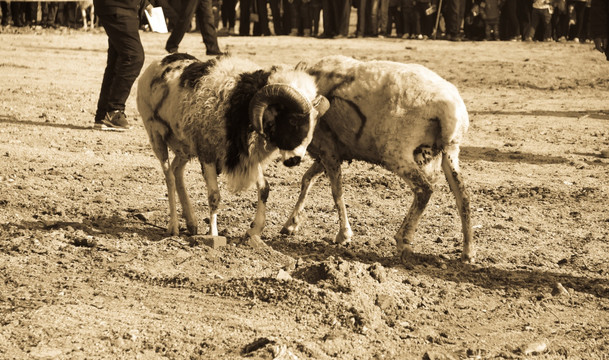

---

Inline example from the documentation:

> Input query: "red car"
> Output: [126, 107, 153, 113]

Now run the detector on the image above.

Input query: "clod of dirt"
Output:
[551, 282, 570, 297]
[423, 350, 459, 360]
[276, 269, 292, 281]
[72, 235, 97, 248]
[271, 344, 298, 360]
[242, 337, 274, 355]
[133, 211, 154, 222]
[188, 235, 227, 249]
[521, 340, 548, 356]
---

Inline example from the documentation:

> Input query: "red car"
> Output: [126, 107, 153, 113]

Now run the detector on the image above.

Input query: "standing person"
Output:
[320, 0, 338, 37]
[414, 0, 435, 39]
[356, 0, 380, 37]
[401, 0, 416, 38]
[239, 0, 270, 35]
[288, 0, 312, 36]
[268, 0, 285, 35]
[386, 0, 403, 37]
[589, 0, 609, 157]
[518, 0, 532, 38]
[10, 1, 25, 27]
[165, 0, 223, 54]
[378, 0, 390, 36]
[525, 0, 552, 41]
[444, 0, 466, 40]
[336, 0, 352, 37]
[1, 1, 10, 26]
[569, 0, 587, 42]
[480, 0, 500, 40]
[503, 0, 521, 40]
[93, 0, 150, 131]
[220, 0, 237, 34]
[310, 0, 323, 36]
[552, 0, 569, 41]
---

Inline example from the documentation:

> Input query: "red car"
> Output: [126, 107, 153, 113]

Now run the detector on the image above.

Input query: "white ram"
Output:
[137, 53, 329, 238]
[281, 55, 474, 263]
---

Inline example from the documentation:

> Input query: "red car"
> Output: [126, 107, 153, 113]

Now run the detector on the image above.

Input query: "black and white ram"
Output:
[281, 55, 474, 263]
[137, 53, 329, 238]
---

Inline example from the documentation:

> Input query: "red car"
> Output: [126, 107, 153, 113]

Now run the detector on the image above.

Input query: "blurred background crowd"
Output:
[0, 0, 594, 43]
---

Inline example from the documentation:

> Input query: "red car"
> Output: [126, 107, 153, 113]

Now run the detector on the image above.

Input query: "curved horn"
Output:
[249, 84, 313, 135]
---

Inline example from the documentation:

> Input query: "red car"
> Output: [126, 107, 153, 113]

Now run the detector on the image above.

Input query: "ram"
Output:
[137, 53, 329, 239]
[281, 55, 474, 264]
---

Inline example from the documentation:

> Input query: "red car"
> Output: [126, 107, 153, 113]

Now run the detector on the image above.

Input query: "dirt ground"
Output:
[1, 26, 609, 359]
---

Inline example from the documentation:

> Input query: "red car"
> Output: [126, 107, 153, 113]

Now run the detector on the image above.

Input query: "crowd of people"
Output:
[0, 0, 597, 43]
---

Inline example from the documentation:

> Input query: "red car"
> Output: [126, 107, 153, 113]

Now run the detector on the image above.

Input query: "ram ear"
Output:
[313, 95, 330, 117]
[295, 61, 309, 71]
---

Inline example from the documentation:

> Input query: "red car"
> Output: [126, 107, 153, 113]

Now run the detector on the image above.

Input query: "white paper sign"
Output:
[145, 7, 168, 34]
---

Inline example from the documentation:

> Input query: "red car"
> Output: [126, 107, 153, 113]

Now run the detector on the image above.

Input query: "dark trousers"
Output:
[166, 0, 221, 52]
[268, 0, 284, 35]
[387, 5, 402, 36]
[221, 0, 236, 29]
[95, 11, 145, 121]
[401, 2, 415, 36]
[1, 1, 9, 25]
[528, 7, 552, 40]
[357, 0, 380, 36]
[444, 0, 466, 36]
[239, 0, 269, 36]
[289, 0, 311, 33]
[503, 0, 520, 38]
[414, 2, 433, 36]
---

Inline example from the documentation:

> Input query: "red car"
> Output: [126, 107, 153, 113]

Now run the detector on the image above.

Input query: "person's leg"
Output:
[239, 0, 251, 35]
[321, 0, 336, 37]
[196, 0, 222, 53]
[252, 0, 270, 35]
[542, 8, 552, 40]
[166, 0, 199, 52]
[527, 8, 539, 40]
[96, 11, 145, 122]
[357, 0, 367, 37]
[337, 0, 351, 36]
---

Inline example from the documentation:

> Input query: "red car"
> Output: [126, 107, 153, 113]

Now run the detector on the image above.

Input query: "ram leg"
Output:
[201, 162, 220, 236]
[246, 168, 269, 238]
[281, 160, 325, 235]
[322, 156, 353, 244]
[442, 149, 475, 263]
[150, 133, 180, 236]
[395, 168, 433, 264]
[172, 155, 197, 235]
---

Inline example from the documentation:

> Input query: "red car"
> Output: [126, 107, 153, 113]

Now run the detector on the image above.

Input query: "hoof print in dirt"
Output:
[400, 250, 447, 270]
[188, 235, 227, 249]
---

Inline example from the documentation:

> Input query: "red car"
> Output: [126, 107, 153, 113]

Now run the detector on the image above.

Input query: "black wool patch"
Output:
[179, 58, 218, 89]
[224, 69, 271, 171]
[161, 52, 197, 66]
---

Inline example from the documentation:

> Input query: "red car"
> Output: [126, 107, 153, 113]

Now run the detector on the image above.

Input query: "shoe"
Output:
[98, 110, 130, 131]
[206, 49, 225, 56]
[94, 122, 125, 131]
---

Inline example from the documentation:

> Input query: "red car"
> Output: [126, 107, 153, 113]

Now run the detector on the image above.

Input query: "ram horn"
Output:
[249, 84, 313, 135]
